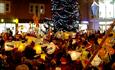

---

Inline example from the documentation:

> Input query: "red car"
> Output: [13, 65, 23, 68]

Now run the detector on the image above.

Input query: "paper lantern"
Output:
[18, 43, 26, 52]
[33, 44, 42, 54]
[47, 42, 56, 54]
[91, 55, 102, 67]
[40, 53, 46, 60]
[72, 39, 76, 45]
[82, 49, 89, 56]
[98, 38, 102, 44]
[64, 32, 70, 39]
[26, 36, 37, 43]
[98, 48, 106, 58]
[14, 41, 22, 48]
[106, 46, 114, 55]
[5, 42, 14, 51]
[13, 18, 19, 24]
[68, 51, 81, 61]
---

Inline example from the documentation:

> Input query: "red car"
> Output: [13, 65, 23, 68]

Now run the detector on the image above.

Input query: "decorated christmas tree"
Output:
[51, 0, 80, 32]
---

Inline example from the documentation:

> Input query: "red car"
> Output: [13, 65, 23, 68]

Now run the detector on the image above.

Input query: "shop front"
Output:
[0, 23, 16, 35]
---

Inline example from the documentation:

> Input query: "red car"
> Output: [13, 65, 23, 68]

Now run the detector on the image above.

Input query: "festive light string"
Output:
[51, 0, 79, 32]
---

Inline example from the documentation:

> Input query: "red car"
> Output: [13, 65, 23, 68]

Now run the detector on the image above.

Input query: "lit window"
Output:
[99, 0, 115, 19]
[0, 1, 10, 13]
[40, 4, 45, 14]
[0, 3, 5, 13]
[99, 0, 115, 31]
[29, 3, 45, 16]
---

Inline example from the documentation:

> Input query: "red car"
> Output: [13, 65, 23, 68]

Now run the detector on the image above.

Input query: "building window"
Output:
[29, 3, 45, 16]
[0, 1, 10, 14]
[40, 4, 45, 14]
[99, 0, 115, 31]
[0, 3, 5, 13]
[5, 3, 10, 12]
[99, 0, 115, 19]
[35, 5, 39, 16]
[30, 5, 34, 13]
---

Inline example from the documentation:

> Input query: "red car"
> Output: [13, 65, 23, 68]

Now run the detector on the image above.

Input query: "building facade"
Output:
[0, 0, 52, 35]
[0, 0, 52, 23]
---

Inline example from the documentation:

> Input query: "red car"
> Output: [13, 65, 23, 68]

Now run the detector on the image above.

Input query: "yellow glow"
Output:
[41, 53, 46, 60]
[33, 44, 42, 54]
[1, 19, 4, 22]
[13, 19, 15, 23]
[13, 18, 19, 24]
[15, 18, 19, 24]
[18, 43, 26, 52]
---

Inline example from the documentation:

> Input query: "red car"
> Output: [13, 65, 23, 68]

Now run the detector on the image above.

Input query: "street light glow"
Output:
[1, 19, 4, 22]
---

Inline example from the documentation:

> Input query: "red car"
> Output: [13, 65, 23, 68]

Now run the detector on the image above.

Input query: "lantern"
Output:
[68, 51, 81, 61]
[41, 53, 46, 60]
[91, 55, 102, 67]
[33, 44, 42, 54]
[98, 48, 106, 59]
[18, 43, 26, 52]
[46, 42, 56, 54]
[91, 0, 99, 16]
[106, 46, 114, 55]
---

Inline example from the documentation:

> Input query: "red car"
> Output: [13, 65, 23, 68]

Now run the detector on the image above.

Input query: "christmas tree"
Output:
[51, 0, 80, 32]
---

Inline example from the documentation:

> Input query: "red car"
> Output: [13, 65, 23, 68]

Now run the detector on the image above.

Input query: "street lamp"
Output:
[91, 0, 99, 17]
[13, 18, 19, 24]
[1, 19, 4, 22]
[13, 18, 19, 34]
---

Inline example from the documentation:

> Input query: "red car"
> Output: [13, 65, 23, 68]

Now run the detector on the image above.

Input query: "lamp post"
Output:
[13, 18, 19, 34]
[90, 0, 99, 31]
[91, 0, 99, 18]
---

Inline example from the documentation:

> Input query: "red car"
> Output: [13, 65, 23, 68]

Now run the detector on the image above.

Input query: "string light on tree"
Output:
[51, 0, 80, 32]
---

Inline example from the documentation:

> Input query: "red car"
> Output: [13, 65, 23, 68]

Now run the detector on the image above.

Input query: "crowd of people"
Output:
[0, 29, 115, 70]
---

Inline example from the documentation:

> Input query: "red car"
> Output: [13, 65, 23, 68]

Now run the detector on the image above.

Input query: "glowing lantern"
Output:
[81, 49, 89, 60]
[56, 67, 61, 70]
[68, 51, 81, 61]
[33, 44, 42, 54]
[14, 41, 22, 48]
[91, 55, 102, 67]
[18, 43, 26, 52]
[5, 42, 14, 51]
[98, 38, 102, 44]
[15, 18, 19, 24]
[1, 19, 4, 22]
[98, 48, 106, 58]
[13, 18, 19, 24]
[106, 46, 114, 55]
[47, 42, 56, 54]
[63, 32, 69, 39]
[26, 36, 37, 44]
[40, 53, 46, 60]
